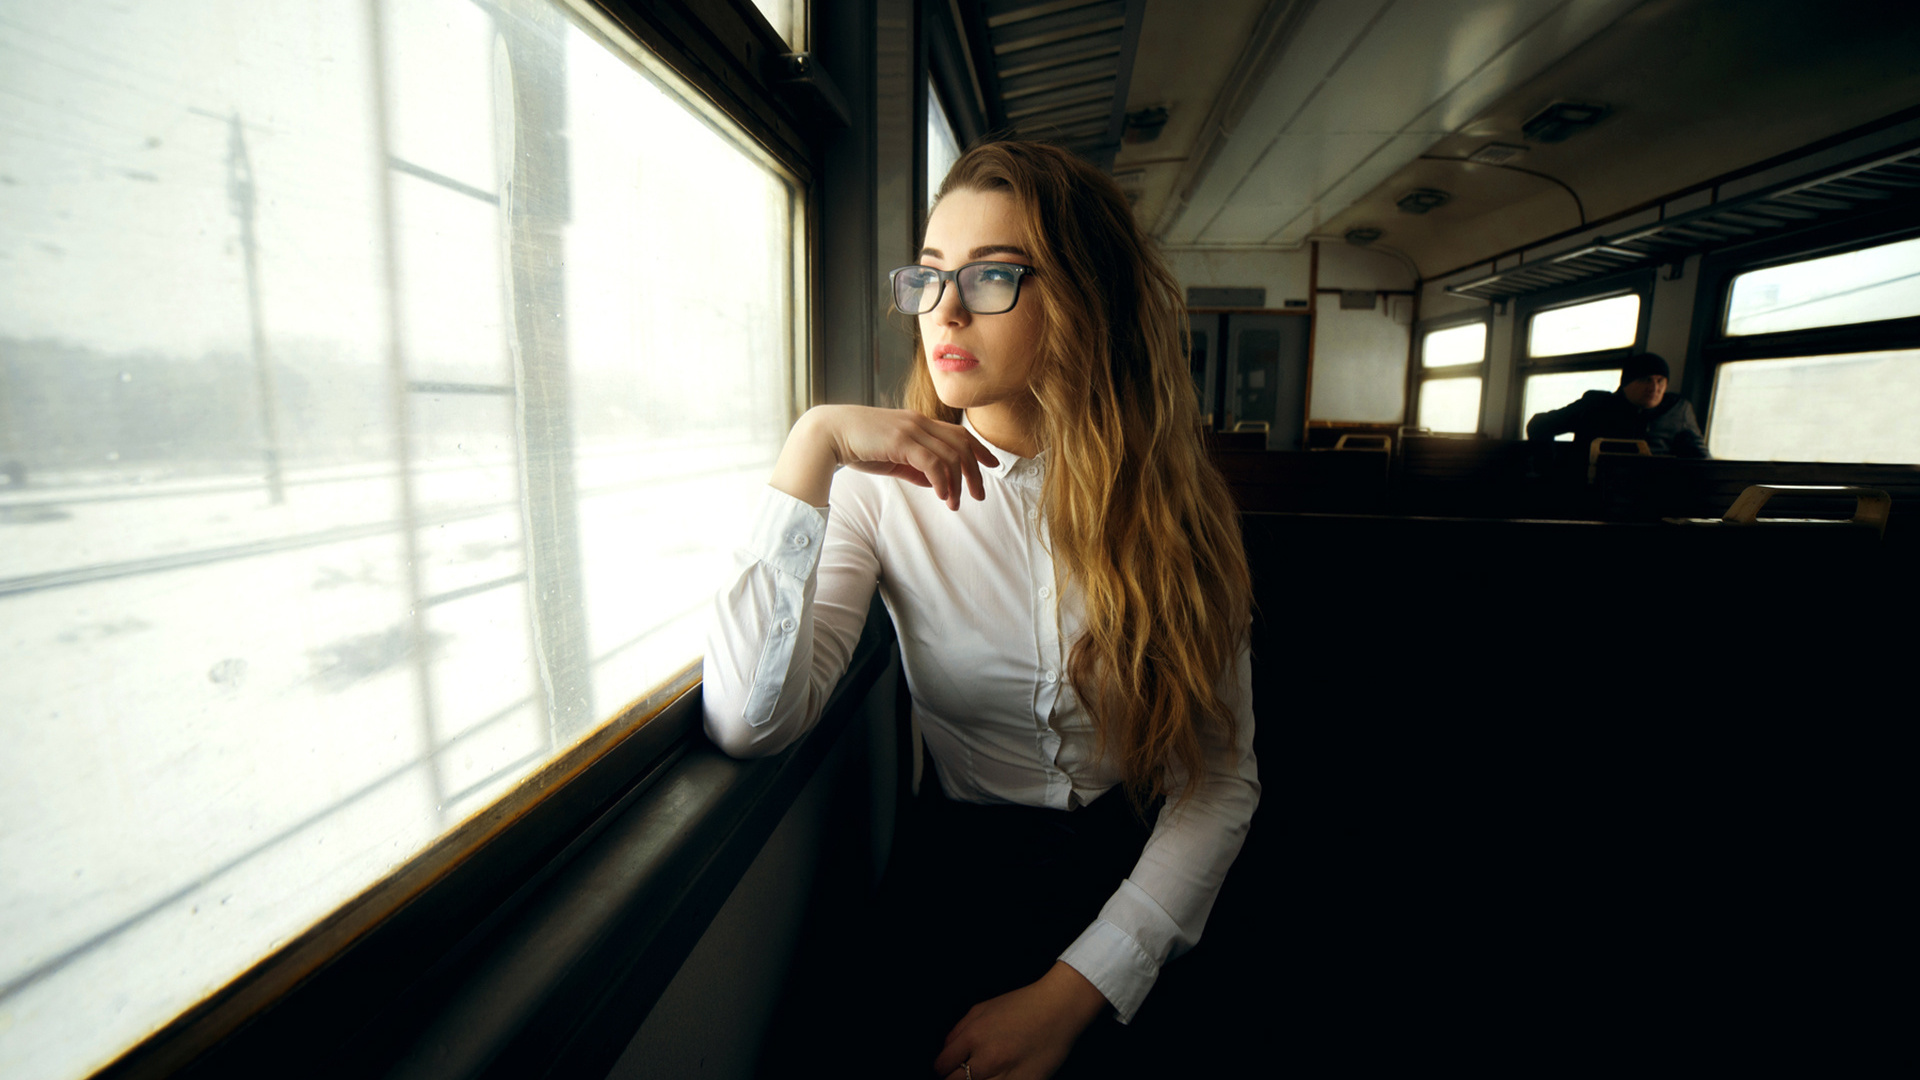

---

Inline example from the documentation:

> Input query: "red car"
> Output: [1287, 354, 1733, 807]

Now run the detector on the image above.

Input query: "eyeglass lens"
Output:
[893, 263, 1024, 315]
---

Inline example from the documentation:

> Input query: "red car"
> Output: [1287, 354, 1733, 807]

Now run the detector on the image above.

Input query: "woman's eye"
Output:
[978, 267, 1015, 284]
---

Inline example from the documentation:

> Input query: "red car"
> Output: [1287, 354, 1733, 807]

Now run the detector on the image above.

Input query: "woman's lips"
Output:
[931, 344, 978, 372]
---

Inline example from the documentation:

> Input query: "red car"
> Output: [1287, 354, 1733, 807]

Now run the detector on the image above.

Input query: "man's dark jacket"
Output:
[1525, 390, 1709, 457]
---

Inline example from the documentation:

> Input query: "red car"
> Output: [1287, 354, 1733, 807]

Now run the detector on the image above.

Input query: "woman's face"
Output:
[917, 187, 1044, 418]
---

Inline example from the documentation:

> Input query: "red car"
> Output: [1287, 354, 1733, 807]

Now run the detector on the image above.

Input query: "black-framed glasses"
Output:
[888, 261, 1038, 315]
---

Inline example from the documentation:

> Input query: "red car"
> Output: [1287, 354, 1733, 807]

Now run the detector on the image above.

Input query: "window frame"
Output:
[1508, 269, 1654, 436]
[1411, 309, 1493, 433]
[88, 2, 827, 1076]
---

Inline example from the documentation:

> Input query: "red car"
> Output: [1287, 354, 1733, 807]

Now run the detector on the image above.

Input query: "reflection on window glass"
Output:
[927, 79, 960, 211]
[1709, 350, 1920, 462]
[1521, 369, 1623, 441]
[1725, 234, 1920, 336]
[0, 3, 796, 1078]
[1528, 293, 1639, 357]
[1418, 377, 1483, 433]
[1421, 321, 1486, 367]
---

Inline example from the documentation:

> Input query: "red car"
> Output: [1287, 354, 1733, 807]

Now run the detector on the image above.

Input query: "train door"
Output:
[1226, 313, 1309, 449]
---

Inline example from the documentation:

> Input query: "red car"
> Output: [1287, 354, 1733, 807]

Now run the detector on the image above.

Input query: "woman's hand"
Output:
[769, 405, 998, 510]
[932, 962, 1109, 1080]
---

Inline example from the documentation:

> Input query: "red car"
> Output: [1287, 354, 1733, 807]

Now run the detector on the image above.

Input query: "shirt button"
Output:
[779, 617, 796, 632]
[1038, 586, 1052, 599]
[792, 534, 810, 548]
[1044, 669, 1058, 684]
[1027, 508, 1039, 521]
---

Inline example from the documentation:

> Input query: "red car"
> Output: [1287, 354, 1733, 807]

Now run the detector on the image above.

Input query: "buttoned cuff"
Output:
[1058, 919, 1159, 1025]
[748, 486, 828, 581]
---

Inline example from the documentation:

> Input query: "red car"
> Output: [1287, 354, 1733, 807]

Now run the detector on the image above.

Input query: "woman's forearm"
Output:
[769, 407, 840, 508]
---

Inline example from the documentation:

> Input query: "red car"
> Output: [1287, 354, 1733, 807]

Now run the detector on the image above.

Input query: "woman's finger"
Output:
[917, 419, 995, 502]
[903, 429, 972, 510]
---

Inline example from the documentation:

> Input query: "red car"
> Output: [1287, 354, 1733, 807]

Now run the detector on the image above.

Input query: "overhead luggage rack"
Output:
[1445, 143, 1920, 302]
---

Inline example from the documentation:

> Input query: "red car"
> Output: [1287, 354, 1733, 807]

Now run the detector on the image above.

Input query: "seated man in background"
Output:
[1526, 352, 1709, 457]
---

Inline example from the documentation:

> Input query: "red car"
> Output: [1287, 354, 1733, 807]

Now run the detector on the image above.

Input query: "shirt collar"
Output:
[962, 412, 1045, 487]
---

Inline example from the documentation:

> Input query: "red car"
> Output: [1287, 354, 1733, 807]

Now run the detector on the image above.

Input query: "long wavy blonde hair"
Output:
[905, 140, 1251, 808]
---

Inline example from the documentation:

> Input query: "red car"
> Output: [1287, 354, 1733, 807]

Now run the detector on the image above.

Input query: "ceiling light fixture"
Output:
[1395, 188, 1451, 214]
[1124, 106, 1169, 143]
[1521, 101, 1611, 143]
[1467, 142, 1528, 165]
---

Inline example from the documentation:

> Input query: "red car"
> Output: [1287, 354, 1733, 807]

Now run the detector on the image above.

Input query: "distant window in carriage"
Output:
[0, 2, 801, 1076]
[1707, 232, 1920, 463]
[1527, 293, 1640, 357]
[1724, 234, 1920, 336]
[1410, 317, 1487, 433]
[1421, 321, 1486, 367]
[1709, 350, 1920, 462]
[1416, 376, 1483, 433]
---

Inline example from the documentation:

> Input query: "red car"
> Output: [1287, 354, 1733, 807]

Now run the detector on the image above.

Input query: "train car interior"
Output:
[2, 0, 1914, 1077]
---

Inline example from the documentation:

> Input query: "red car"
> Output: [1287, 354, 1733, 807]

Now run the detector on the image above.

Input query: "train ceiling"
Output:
[957, 0, 1920, 282]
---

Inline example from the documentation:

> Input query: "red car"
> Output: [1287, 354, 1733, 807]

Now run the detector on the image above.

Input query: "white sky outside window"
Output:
[1709, 350, 1920, 462]
[0, 4, 794, 1078]
[1418, 377, 1483, 433]
[1421, 321, 1486, 367]
[927, 79, 960, 211]
[1521, 368, 1623, 441]
[1725, 234, 1920, 336]
[1528, 294, 1640, 357]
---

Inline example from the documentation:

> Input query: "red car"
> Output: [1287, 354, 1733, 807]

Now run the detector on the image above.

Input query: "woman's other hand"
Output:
[769, 405, 998, 511]
[932, 962, 1108, 1080]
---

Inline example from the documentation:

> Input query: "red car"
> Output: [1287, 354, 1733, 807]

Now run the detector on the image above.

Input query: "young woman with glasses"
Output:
[704, 140, 1256, 1080]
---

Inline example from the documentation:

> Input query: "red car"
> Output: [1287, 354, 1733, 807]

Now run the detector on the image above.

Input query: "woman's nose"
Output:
[930, 281, 970, 325]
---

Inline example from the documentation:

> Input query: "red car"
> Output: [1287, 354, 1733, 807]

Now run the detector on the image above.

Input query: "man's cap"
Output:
[1621, 353, 1670, 384]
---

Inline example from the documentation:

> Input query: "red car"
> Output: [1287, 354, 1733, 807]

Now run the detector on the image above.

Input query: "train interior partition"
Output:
[4, 1, 1915, 1078]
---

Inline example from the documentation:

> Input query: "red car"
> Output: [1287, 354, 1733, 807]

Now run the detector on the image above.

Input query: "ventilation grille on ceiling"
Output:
[981, 0, 1140, 164]
[1445, 143, 1920, 303]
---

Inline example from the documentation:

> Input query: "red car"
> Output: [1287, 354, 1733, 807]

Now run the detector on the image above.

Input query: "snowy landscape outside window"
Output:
[0, 3, 800, 1078]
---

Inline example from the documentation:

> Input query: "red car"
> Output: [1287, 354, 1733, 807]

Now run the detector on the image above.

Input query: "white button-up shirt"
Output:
[702, 419, 1259, 1023]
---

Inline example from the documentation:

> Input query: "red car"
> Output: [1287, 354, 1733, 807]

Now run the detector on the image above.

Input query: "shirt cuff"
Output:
[748, 486, 829, 581]
[1058, 919, 1159, 1025]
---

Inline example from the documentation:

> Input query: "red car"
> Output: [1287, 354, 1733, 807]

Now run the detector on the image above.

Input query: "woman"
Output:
[704, 140, 1257, 1079]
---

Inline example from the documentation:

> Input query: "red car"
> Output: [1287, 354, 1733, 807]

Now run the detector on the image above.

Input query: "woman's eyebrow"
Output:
[918, 244, 1031, 261]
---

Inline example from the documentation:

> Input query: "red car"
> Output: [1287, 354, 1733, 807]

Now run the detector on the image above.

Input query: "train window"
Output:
[1421, 322, 1487, 368]
[1409, 316, 1487, 433]
[1527, 293, 1641, 358]
[1519, 368, 1624, 441]
[1708, 349, 1920, 462]
[0, 2, 799, 1077]
[1724, 234, 1920, 336]
[928, 77, 960, 210]
[1417, 376, 1483, 434]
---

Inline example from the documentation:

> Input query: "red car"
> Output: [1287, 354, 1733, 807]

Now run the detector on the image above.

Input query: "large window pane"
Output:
[1521, 369, 1623, 441]
[1528, 294, 1640, 357]
[1417, 377, 1483, 433]
[1725, 234, 1920, 336]
[0, 4, 797, 1078]
[1709, 350, 1920, 462]
[1421, 321, 1486, 367]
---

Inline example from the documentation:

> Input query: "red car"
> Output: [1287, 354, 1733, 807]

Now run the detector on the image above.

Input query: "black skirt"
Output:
[859, 769, 1169, 1078]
